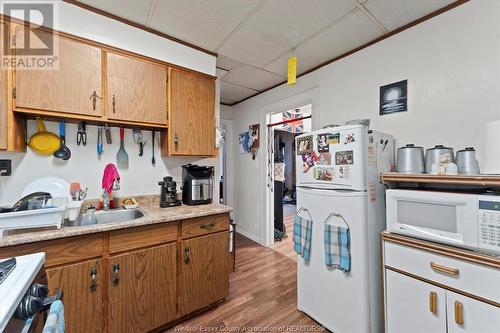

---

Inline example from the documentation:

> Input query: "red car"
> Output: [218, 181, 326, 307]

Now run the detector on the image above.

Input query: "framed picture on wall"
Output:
[380, 80, 408, 115]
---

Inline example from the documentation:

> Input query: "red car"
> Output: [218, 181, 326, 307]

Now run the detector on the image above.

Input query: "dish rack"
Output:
[0, 198, 67, 236]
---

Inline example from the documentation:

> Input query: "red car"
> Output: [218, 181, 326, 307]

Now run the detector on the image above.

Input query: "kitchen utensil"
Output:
[116, 127, 129, 169]
[53, 120, 71, 160]
[104, 124, 112, 144]
[0, 192, 52, 214]
[396, 144, 425, 173]
[425, 145, 454, 173]
[77, 122, 87, 146]
[27, 118, 60, 155]
[97, 125, 103, 157]
[151, 130, 156, 165]
[132, 128, 144, 156]
[456, 147, 480, 175]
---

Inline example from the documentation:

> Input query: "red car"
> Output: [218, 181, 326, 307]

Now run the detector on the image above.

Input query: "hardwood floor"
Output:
[271, 204, 296, 260]
[165, 233, 324, 332]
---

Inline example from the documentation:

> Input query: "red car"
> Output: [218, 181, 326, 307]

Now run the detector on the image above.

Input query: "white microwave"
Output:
[386, 189, 500, 255]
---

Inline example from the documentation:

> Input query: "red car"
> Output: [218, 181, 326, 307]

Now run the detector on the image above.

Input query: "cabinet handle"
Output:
[112, 263, 120, 285]
[174, 133, 179, 146]
[90, 267, 97, 291]
[112, 95, 116, 113]
[454, 301, 464, 325]
[200, 223, 215, 230]
[430, 262, 459, 276]
[429, 292, 437, 314]
[90, 91, 102, 111]
[184, 247, 190, 264]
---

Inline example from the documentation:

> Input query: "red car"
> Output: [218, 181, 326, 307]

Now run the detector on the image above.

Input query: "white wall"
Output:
[231, 0, 500, 243]
[0, 1, 215, 75]
[0, 121, 217, 205]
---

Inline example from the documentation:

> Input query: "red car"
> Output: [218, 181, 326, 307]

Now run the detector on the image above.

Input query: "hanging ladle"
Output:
[53, 119, 71, 160]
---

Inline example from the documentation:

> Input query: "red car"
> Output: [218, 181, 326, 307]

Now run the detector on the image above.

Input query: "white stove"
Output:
[0, 252, 46, 332]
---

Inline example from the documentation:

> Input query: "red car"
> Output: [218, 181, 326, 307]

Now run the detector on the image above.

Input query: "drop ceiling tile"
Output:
[364, 0, 456, 31]
[222, 65, 285, 91]
[220, 81, 258, 102]
[77, 0, 153, 24]
[265, 9, 383, 76]
[217, 0, 357, 67]
[216, 68, 229, 79]
[148, 0, 260, 51]
[217, 55, 241, 71]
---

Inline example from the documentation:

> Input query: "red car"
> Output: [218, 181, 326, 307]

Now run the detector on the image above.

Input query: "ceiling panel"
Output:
[222, 65, 285, 91]
[220, 81, 258, 102]
[265, 9, 384, 76]
[216, 68, 229, 79]
[217, 0, 357, 67]
[216, 55, 241, 71]
[77, 0, 153, 24]
[364, 0, 456, 31]
[220, 97, 236, 105]
[149, 0, 261, 51]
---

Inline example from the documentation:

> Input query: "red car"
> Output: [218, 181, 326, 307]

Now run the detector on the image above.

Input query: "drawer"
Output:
[384, 242, 500, 304]
[181, 214, 229, 239]
[0, 234, 103, 268]
[109, 222, 178, 254]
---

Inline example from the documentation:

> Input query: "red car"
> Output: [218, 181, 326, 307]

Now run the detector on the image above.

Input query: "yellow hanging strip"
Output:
[287, 50, 297, 85]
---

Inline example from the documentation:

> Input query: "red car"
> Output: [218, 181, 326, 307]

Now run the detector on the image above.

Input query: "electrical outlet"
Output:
[0, 160, 12, 176]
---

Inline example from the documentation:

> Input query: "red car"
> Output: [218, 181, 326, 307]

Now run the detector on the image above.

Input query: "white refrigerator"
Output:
[294, 125, 394, 333]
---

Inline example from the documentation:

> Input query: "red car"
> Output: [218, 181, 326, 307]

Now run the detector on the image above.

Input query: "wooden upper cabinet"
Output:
[108, 243, 177, 333]
[46, 259, 104, 333]
[167, 68, 215, 156]
[106, 52, 167, 125]
[13, 25, 103, 117]
[0, 22, 7, 150]
[180, 231, 229, 316]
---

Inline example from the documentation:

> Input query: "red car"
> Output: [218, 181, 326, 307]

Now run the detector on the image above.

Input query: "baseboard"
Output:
[236, 228, 261, 244]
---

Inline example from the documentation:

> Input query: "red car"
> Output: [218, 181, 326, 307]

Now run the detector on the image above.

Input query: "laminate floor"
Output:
[166, 233, 324, 332]
[271, 204, 297, 260]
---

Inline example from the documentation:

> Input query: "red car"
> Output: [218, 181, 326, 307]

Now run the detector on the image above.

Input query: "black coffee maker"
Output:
[158, 176, 181, 208]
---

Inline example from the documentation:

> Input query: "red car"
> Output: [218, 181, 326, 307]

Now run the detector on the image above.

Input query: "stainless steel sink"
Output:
[65, 208, 145, 227]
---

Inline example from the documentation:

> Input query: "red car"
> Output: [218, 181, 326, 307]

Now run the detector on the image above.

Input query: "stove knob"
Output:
[15, 295, 43, 320]
[30, 283, 49, 298]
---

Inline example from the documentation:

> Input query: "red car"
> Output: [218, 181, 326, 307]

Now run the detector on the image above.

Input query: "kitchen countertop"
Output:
[0, 203, 232, 248]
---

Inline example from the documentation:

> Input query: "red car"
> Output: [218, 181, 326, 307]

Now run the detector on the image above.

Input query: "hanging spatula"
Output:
[116, 127, 129, 169]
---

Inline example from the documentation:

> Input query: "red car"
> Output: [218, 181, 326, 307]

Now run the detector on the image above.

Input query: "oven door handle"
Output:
[42, 290, 64, 310]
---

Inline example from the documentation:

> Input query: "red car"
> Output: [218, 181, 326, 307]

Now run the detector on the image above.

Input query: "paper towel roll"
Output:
[483, 120, 500, 174]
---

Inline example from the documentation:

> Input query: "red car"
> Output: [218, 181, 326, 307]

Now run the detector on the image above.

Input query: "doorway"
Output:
[268, 105, 312, 259]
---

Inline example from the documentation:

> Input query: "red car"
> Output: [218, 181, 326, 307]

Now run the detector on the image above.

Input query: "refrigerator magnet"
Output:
[317, 152, 332, 165]
[313, 166, 334, 181]
[297, 136, 314, 155]
[327, 133, 340, 144]
[335, 150, 354, 165]
[338, 166, 351, 179]
[343, 133, 355, 144]
[317, 134, 329, 152]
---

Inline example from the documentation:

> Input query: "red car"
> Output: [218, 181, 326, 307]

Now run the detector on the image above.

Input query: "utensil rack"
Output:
[381, 172, 500, 191]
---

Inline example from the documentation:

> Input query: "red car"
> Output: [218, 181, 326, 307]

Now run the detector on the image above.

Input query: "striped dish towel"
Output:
[42, 300, 65, 333]
[324, 224, 351, 272]
[293, 214, 313, 261]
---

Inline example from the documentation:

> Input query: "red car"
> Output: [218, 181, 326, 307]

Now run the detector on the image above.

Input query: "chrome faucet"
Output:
[102, 179, 120, 211]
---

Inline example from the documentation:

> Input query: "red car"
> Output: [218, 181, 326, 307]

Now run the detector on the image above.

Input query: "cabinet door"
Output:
[385, 270, 446, 333]
[108, 243, 177, 333]
[106, 52, 167, 125]
[180, 232, 229, 315]
[168, 68, 215, 156]
[13, 25, 102, 117]
[46, 259, 103, 333]
[447, 291, 500, 333]
[0, 22, 7, 150]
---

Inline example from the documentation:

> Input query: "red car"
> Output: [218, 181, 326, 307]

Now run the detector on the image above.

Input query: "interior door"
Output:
[169, 68, 215, 156]
[385, 270, 447, 333]
[446, 291, 500, 333]
[180, 232, 229, 315]
[46, 259, 103, 333]
[13, 24, 103, 117]
[108, 243, 177, 333]
[106, 52, 167, 125]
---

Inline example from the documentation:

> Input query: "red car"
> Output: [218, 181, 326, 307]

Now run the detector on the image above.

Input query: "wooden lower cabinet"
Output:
[108, 243, 177, 333]
[46, 259, 104, 333]
[180, 231, 229, 315]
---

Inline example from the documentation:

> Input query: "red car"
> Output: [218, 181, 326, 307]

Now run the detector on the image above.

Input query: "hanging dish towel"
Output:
[324, 223, 351, 272]
[42, 300, 65, 333]
[293, 208, 313, 262]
